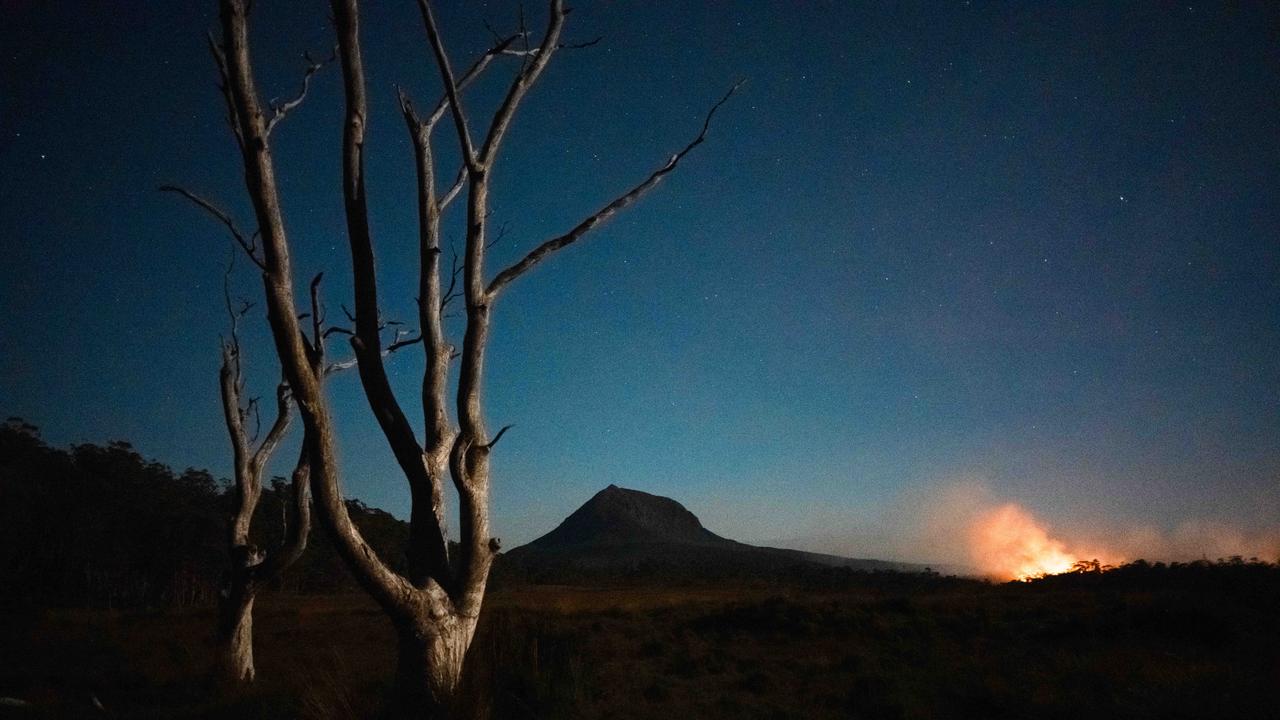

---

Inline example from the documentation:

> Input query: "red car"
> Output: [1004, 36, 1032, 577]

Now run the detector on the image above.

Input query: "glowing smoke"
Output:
[967, 502, 1115, 580]
[891, 481, 1119, 580]
[819, 479, 1280, 580]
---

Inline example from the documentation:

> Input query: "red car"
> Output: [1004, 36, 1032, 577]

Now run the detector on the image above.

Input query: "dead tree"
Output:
[164, 216, 411, 685]
[206, 0, 737, 713]
[157, 209, 323, 683]
[211, 268, 391, 683]
[214, 299, 311, 684]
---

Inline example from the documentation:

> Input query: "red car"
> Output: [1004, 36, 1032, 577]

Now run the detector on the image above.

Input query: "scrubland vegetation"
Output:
[4, 566, 1279, 719]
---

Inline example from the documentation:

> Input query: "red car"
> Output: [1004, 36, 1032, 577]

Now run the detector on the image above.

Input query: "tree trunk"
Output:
[216, 579, 257, 683]
[388, 615, 477, 719]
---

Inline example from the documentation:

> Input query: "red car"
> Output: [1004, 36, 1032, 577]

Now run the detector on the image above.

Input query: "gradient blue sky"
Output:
[2, 1, 1277, 555]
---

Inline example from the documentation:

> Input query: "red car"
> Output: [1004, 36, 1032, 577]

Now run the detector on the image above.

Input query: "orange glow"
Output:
[968, 503, 1116, 581]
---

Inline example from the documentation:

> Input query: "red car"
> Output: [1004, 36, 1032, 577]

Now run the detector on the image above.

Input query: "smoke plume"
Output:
[835, 479, 1280, 580]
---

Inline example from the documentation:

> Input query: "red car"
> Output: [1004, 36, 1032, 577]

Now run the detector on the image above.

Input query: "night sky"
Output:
[2, 2, 1277, 559]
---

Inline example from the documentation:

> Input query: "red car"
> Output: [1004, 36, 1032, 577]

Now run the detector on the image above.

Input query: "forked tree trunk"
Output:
[212, 338, 312, 686]
[216, 579, 257, 683]
[389, 615, 477, 718]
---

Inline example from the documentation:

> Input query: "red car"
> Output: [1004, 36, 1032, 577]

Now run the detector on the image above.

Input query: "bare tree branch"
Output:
[398, 33, 516, 209]
[497, 35, 601, 56]
[265, 47, 336, 137]
[486, 220, 510, 251]
[249, 382, 292, 474]
[478, 0, 566, 166]
[316, 357, 352, 375]
[481, 18, 507, 46]
[438, 164, 468, 210]
[488, 80, 742, 296]
[423, 35, 519, 133]
[245, 396, 262, 444]
[517, 5, 530, 72]
[308, 271, 325, 362]
[160, 185, 264, 269]
[250, 441, 312, 585]
[481, 423, 513, 450]
[222, 241, 251, 376]
[388, 331, 425, 353]
[414, 0, 480, 172]
[439, 243, 463, 311]
[220, 347, 251, 486]
[323, 331, 421, 376]
[207, 31, 245, 152]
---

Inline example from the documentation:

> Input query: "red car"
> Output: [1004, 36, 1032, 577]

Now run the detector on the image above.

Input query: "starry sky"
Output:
[2, 2, 1277, 557]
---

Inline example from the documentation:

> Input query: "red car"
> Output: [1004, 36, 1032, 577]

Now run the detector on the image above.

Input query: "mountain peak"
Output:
[499, 485, 932, 582]
[523, 485, 731, 549]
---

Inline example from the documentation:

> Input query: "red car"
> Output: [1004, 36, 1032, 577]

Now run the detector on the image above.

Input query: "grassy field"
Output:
[2, 572, 1278, 719]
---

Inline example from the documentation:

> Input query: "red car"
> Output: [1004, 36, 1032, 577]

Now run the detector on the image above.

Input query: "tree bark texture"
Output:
[216, 588, 256, 683]
[389, 615, 478, 717]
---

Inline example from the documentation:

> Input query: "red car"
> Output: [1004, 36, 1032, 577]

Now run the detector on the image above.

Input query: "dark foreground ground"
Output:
[2, 568, 1278, 720]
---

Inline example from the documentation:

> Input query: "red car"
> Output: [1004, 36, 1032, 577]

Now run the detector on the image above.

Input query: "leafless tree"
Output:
[212, 285, 312, 684]
[163, 217, 417, 684]
[203, 0, 737, 713]
[155, 212, 325, 682]
[166, 150, 407, 685]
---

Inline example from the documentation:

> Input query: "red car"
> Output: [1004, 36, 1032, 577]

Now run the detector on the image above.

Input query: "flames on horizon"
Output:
[809, 481, 1276, 579]
[967, 502, 1119, 581]
[958, 497, 1279, 582]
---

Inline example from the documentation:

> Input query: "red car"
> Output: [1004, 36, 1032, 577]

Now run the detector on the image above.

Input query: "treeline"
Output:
[493, 544, 976, 592]
[1025, 555, 1280, 601]
[0, 418, 409, 609]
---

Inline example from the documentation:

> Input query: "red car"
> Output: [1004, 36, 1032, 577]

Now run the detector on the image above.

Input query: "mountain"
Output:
[522, 484, 737, 549]
[497, 485, 929, 584]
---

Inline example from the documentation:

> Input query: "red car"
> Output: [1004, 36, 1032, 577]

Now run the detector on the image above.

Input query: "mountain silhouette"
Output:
[498, 485, 927, 584]
[522, 484, 738, 549]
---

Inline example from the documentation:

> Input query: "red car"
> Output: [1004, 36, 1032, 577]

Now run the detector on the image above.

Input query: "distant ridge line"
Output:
[501, 485, 934, 580]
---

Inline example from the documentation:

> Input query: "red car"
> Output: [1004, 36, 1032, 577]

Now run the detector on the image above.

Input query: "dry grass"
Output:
[1, 576, 1277, 719]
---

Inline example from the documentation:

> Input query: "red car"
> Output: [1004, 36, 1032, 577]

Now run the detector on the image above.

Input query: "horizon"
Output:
[6, 420, 1274, 576]
[2, 2, 1278, 568]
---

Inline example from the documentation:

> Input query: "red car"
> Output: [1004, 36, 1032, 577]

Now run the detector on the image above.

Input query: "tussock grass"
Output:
[2, 565, 1277, 719]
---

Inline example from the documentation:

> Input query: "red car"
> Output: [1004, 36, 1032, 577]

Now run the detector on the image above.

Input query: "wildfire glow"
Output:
[968, 503, 1116, 581]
